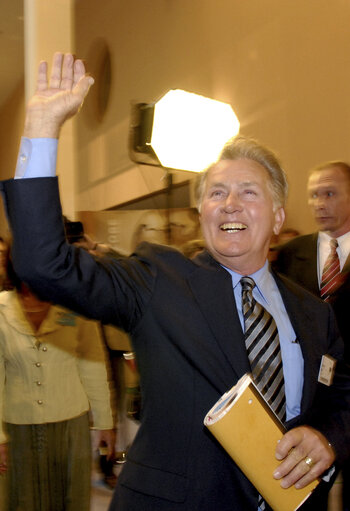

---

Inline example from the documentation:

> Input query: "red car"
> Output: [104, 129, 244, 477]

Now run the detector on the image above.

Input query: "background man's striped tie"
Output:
[320, 239, 345, 301]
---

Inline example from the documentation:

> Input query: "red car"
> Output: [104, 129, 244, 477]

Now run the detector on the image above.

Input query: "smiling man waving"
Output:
[1, 53, 350, 511]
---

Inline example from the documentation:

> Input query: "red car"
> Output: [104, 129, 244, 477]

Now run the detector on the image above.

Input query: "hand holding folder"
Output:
[204, 374, 319, 511]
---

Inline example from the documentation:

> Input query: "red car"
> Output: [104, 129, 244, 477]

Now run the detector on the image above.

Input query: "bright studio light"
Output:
[150, 90, 240, 172]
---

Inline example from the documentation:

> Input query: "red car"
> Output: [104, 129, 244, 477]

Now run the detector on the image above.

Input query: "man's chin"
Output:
[315, 219, 332, 230]
[211, 249, 247, 266]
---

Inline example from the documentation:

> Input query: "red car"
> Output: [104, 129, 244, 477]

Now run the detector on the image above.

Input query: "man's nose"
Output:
[223, 193, 242, 212]
[312, 196, 326, 209]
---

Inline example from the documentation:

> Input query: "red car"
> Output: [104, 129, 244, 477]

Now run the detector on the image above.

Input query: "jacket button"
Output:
[37, 400, 43, 405]
[36, 381, 42, 386]
[42, 346, 48, 352]
[35, 362, 41, 367]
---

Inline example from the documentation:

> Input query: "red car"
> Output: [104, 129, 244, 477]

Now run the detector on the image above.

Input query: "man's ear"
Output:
[273, 207, 285, 236]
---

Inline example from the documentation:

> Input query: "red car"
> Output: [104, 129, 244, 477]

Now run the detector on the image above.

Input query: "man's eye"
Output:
[244, 189, 256, 196]
[327, 191, 334, 197]
[211, 190, 224, 197]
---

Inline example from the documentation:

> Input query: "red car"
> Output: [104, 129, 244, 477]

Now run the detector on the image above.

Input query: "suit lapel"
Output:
[187, 252, 251, 391]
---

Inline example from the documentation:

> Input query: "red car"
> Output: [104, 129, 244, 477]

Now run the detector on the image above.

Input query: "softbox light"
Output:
[129, 89, 240, 172]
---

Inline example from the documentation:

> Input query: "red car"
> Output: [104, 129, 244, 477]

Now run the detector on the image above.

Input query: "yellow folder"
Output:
[204, 374, 319, 511]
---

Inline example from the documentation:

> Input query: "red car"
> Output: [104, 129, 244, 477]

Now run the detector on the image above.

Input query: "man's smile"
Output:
[219, 222, 247, 233]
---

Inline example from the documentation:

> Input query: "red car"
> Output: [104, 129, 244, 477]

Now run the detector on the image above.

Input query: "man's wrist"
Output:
[23, 113, 60, 139]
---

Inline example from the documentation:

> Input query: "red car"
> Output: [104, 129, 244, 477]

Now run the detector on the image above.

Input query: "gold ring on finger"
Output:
[304, 456, 315, 469]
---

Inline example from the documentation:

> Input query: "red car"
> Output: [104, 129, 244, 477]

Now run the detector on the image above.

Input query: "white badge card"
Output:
[318, 354, 336, 386]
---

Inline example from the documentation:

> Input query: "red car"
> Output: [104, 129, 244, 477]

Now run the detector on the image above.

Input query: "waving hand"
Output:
[24, 52, 94, 138]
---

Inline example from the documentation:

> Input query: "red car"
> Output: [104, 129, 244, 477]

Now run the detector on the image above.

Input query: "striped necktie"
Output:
[241, 277, 285, 511]
[241, 276, 286, 423]
[320, 239, 344, 301]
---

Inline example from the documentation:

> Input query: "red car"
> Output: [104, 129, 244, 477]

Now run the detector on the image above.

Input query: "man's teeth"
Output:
[220, 223, 247, 232]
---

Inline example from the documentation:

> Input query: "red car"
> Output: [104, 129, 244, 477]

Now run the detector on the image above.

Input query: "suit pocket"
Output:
[119, 458, 187, 502]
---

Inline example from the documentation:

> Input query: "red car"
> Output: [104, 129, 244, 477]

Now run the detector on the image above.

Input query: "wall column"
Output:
[24, 0, 77, 218]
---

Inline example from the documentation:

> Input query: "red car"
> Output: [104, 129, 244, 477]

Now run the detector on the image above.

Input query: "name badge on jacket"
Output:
[318, 354, 336, 386]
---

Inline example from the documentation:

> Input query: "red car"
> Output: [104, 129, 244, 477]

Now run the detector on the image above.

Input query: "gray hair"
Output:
[194, 135, 288, 210]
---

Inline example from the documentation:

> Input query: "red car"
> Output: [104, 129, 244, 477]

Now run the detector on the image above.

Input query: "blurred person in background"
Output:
[274, 161, 350, 510]
[0, 247, 115, 511]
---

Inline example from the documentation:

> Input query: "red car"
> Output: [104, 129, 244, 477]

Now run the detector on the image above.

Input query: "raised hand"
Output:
[24, 52, 94, 138]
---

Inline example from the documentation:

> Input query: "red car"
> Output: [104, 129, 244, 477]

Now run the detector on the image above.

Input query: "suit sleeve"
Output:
[0, 177, 156, 331]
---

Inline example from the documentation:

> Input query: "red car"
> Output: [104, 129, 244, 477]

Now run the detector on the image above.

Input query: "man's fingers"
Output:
[282, 459, 320, 489]
[275, 429, 303, 461]
[49, 52, 64, 89]
[36, 53, 91, 97]
[36, 61, 48, 92]
[73, 59, 87, 88]
[73, 74, 94, 103]
[60, 53, 74, 91]
[274, 446, 306, 480]
[25, 52, 93, 137]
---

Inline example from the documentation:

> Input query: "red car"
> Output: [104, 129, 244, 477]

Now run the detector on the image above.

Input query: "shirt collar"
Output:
[222, 260, 272, 305]
[318, 230, 350, 257]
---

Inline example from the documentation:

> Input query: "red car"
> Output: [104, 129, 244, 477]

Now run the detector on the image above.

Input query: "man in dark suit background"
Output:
[275, 160, 350, 510]
[1, 52, 350, 511]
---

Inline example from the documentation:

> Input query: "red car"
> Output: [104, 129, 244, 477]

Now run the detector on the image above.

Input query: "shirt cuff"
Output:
[15, 137, 58, 179]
